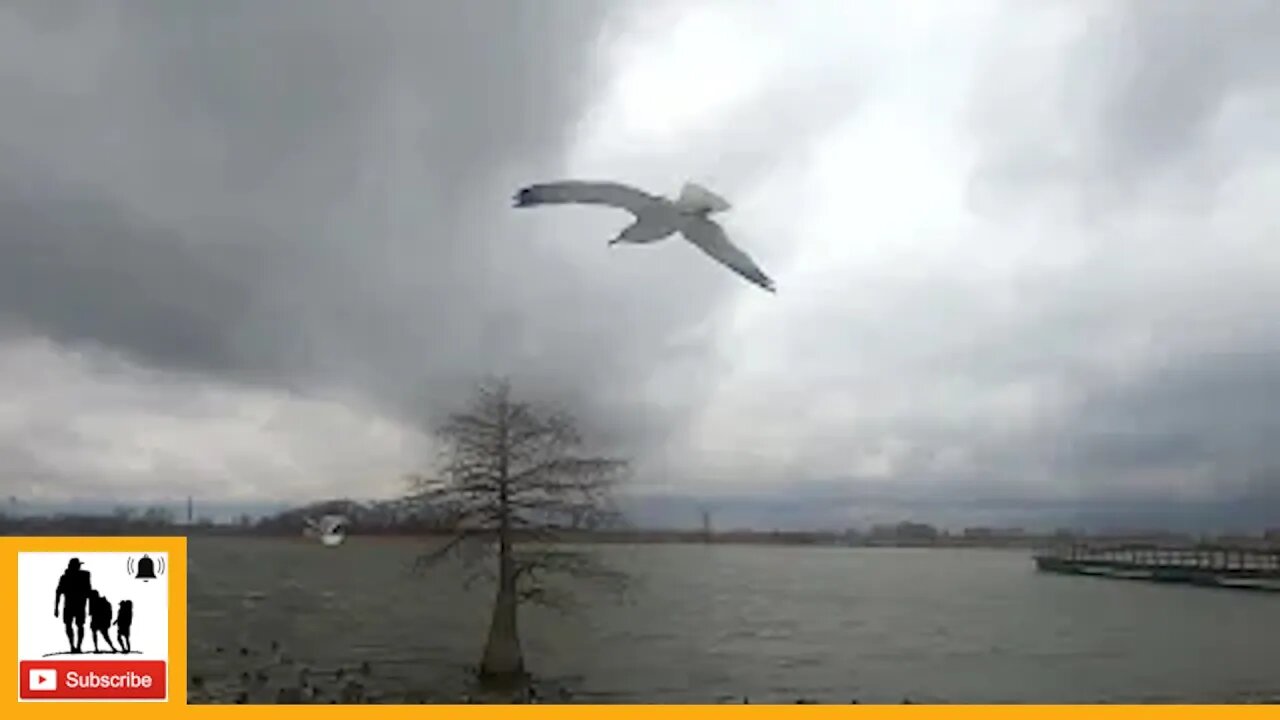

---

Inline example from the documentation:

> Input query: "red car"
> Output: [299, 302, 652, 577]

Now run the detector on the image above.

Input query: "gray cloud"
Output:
[970, 0, 1280, 219]
[0, 0, 804, 502]
[4, 0, 1280, 531]
[953, 0, 1280, 509]
[0, 2, 647, 410]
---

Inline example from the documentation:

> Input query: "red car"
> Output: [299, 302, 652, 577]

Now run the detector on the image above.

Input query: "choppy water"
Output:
[187, 537, 1280, 704]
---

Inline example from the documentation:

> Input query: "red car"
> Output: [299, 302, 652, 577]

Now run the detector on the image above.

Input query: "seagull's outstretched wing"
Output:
[513, 180, 661, 216]
[681, 218, 776, 293]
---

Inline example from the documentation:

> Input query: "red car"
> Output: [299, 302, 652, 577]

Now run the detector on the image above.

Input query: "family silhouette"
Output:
[53, 558, 137, 655]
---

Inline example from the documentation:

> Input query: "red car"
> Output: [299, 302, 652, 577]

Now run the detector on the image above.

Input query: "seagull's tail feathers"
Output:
[676, 182, 732, 214]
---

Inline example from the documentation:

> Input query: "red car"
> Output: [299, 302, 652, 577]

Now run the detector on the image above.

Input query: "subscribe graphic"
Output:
[19, 661, 166, 700]
[17, 550, 170, 702]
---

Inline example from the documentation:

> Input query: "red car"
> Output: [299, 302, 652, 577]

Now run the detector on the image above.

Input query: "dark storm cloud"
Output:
[0, 0, 732, 450]
[0, 0, 829, 503]
[0, 153, 283, 377]
[1044, 347, 1280, 493]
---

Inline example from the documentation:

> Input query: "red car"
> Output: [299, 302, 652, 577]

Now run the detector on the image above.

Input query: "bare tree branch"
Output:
[407, 377, 632, 622]
[412, 532, 468, 570]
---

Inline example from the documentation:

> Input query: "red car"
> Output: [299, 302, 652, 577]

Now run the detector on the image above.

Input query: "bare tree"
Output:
[407, 378, 630, 686]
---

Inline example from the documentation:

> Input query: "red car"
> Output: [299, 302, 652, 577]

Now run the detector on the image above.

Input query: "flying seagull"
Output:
[303, 514, 349, 547]
[513, 180, 776, 293]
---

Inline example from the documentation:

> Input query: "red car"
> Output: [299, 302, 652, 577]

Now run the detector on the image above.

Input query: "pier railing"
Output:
[1039, 543, 1280, 573]
[1034, 543, 1280, 590]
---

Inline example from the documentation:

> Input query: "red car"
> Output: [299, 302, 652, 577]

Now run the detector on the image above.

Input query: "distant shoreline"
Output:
[197, 532, 1050, 550]
[5, 521, 1277, 552]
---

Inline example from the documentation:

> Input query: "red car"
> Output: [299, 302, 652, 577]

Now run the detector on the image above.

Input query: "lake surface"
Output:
[187, 537, 1280, 704]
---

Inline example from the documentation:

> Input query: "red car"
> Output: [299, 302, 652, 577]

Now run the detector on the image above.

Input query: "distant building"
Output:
[895, 521, 939, 541]
[868, 521, 940, 544]
[964, 526, 1026, 539]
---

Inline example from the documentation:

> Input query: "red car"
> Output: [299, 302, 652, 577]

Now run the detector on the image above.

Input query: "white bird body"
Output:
[303, 514, 349, 547]
[513, 180, 775, 293]
[673, 182, 732, 214]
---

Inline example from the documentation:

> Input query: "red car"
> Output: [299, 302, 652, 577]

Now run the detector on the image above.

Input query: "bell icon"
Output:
[134, 554, 157, 581]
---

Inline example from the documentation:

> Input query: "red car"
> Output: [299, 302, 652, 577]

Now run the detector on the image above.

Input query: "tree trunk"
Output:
[478, 558, 523, 684]
[480, 403, 524, 686]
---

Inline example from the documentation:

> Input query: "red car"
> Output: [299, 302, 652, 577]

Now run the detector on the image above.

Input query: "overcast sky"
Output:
[3, 0, 1280, 528]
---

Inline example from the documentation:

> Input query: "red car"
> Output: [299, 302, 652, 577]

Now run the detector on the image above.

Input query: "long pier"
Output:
[1034, 544, 1280, 592]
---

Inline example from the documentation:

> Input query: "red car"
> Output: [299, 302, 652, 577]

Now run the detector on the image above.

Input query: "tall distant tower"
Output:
[701, 507, 713, 543]
[186, 496, 194, 524]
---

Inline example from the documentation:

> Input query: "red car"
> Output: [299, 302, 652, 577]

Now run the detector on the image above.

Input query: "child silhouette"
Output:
[115, 600, 133, 653]
[88, 591, 116, 653]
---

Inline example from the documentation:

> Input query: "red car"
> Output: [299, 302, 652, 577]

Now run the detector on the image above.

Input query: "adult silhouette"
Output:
[54, 558, 91, 653]
[88, 591, 117, 653]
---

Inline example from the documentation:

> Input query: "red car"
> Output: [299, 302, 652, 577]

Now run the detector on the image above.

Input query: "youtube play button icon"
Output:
[28, 668, 57, 691]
